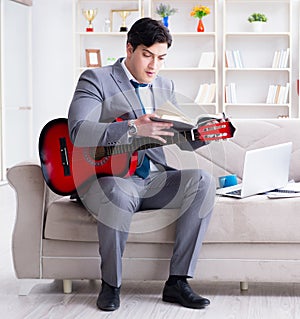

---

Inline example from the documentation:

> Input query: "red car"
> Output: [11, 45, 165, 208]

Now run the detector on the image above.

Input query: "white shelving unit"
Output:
[73, 0, 218, 116]
[74, 0, 296, 119]
[223, 0, 292, 119]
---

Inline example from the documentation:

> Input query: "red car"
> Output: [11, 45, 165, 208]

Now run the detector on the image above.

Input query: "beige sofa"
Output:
[7, 119, 300, 295]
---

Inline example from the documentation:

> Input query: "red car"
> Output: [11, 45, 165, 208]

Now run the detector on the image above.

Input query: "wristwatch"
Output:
[128, 119, 138, 136]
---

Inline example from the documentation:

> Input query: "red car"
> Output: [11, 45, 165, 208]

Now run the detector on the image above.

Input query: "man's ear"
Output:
[126, 43, 134, 56]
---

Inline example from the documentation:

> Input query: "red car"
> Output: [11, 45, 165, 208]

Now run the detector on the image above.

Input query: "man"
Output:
[68, 17, 216, 311]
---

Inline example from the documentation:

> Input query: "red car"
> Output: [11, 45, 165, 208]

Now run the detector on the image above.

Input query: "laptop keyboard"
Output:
[226, 189, 242, 196]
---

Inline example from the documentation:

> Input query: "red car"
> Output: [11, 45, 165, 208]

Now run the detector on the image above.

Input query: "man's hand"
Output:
[134, 113, 174, 144]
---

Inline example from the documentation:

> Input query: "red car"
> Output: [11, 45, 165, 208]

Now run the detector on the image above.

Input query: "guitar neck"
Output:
[104, 130, 191, 156]
[100, 120, 234, 157]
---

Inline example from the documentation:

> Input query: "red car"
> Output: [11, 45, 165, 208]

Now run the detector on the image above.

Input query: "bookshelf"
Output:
[73, 0, 218, 117]
[73, 0, 296, 119]
[223, 0, 292, 118]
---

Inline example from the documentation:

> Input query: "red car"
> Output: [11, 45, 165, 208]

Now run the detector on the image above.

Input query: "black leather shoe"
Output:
[162, 280, 210, 309]
[97, 280, 120, 311]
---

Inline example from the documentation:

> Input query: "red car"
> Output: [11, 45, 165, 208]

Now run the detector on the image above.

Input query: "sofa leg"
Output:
[63, 280, 72, 294]
[18, 279, 54, 296]
[240, 281, 249, 291]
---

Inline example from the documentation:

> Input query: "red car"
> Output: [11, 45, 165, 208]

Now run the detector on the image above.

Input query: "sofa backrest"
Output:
[164, 119, 300, 183]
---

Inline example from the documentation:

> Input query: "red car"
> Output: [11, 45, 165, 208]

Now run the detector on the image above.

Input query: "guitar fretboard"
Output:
[102, 130, 196, 157]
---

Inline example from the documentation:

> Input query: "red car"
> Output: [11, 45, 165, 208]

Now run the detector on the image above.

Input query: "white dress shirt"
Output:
[121, 58, 159, 172]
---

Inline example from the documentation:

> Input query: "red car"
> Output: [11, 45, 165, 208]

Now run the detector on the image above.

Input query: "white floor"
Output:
[2, 183, 300, 318]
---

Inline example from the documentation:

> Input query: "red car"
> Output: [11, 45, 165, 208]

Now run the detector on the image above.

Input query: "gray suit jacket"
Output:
[68, 58, 205, 170]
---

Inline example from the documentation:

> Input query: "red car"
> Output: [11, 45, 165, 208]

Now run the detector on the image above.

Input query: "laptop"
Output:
[216, 142, 292, 199]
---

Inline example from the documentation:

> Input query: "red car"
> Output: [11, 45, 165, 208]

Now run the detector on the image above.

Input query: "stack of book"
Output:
[225, 83, 237, 103]
[225, 50, 244, 68]
[272, 49, 290, 68]
[194, 83, 216, 104]
[266, 83, 290, 104]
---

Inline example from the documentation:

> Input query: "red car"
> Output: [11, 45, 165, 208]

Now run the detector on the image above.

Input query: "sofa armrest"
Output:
[6, 161, 46, 278]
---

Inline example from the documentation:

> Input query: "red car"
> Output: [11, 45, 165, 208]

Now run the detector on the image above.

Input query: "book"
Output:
[198, 52, 215, 68]
[225, 83, 237, 103]
[272, 51, 280, 68]
[266, 84, 276, 103]
[267, 182, 300, 199]
[206, 83, 216, 103]
[266, 83, 290, 104]
[153, 100, 223, 130]
[194, 83, 216, 104]
[283, 82, 290, 103]
[232, 50, 244, 68]
[230, 83, 237, 103]
[194, 83, 209, 104]
[272, 48, 290, 68]
[225, 50, 244, 68]
[225, 50, 235, 68]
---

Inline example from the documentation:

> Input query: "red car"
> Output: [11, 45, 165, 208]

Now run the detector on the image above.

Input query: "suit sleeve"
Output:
[68, 69, 130, 147]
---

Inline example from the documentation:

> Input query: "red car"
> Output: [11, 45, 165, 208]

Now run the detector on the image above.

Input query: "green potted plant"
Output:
[248, 13, 267, 32]
[155, 3, 178, 27]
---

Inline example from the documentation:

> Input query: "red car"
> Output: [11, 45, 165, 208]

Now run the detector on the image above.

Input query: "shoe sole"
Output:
[97, 306, 119, 311]
[97, 303, 119, 311]
[162, 295, 208, 309]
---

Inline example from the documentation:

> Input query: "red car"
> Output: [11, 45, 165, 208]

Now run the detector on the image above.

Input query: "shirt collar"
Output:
[121, 58, 149, 87]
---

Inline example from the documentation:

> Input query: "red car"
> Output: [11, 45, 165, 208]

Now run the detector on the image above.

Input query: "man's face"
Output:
[125, 42, 168, 84]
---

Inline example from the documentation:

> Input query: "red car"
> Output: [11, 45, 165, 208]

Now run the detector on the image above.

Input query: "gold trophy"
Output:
[119, 11, 131, 32]
[82, 9, 98, 32]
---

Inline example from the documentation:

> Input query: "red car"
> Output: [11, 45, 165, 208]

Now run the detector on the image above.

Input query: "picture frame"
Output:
[85, 49, 101, 68]
[110, 9, 139, 32]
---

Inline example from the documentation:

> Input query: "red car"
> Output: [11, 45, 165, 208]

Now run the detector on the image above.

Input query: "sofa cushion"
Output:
[207, 194, 300, 243]
[44, 193, 300, 244]
[44, 198, 98, 242]
[44, 197, 178, 243]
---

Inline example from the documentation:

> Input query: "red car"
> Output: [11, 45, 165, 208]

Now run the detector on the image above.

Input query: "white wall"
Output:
[31, 0, 74, 158]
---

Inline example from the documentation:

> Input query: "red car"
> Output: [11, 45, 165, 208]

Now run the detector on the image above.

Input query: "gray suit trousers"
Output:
[80, 169, 216, 288]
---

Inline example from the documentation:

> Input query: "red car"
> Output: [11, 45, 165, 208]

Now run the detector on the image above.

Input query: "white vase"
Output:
[251, 21, 265, 32]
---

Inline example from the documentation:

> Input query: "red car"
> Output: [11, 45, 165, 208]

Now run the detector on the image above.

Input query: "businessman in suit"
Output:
[68, 17, 216, 311]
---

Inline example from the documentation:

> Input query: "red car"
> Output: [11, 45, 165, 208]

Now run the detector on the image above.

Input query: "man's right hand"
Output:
[134, 114, 174, 144]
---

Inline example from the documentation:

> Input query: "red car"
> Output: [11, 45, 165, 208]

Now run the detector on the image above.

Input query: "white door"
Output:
[0, 0, 32, 180]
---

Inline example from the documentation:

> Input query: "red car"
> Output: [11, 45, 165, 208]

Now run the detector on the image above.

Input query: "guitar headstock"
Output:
[196, 120, 236, 142]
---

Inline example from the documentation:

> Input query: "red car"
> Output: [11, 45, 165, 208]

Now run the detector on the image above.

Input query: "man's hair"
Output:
[127, 17, 172, 51]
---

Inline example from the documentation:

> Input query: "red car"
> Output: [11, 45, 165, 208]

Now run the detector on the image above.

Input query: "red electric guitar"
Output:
[39, 118, 235, 195]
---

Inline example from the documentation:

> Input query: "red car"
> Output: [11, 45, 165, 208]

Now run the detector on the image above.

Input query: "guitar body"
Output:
[39, 118, 138, 195]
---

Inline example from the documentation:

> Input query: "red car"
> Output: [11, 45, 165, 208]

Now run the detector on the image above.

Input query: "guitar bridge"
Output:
[59, 138, 71, 176]
[190, 129, 195, 141]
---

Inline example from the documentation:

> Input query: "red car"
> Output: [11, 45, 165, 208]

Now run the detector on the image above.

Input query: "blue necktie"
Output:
[130, 80, 150, 179]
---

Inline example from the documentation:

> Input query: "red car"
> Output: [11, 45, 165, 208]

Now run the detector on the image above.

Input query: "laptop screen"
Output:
[241, 142, 292, 197]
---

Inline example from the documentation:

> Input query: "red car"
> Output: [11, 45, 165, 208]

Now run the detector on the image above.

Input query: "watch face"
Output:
[129, 126, 137, 134]
[129, 121, 137, 135]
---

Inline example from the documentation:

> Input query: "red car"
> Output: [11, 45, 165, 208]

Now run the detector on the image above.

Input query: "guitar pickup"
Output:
[59, 137, 71, 176]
